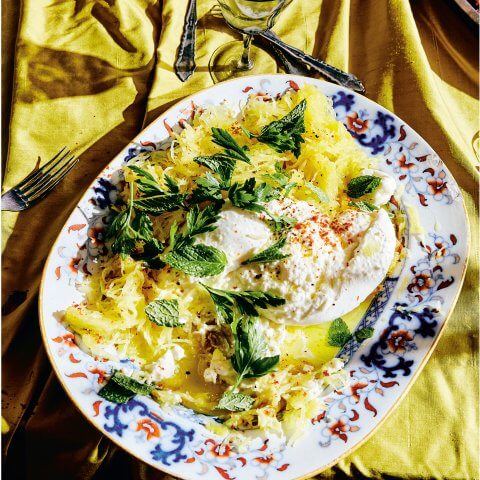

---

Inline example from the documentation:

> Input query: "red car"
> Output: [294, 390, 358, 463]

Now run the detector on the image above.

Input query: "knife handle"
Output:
[259, 30, 365, 93]
[175, 0, 197, 82]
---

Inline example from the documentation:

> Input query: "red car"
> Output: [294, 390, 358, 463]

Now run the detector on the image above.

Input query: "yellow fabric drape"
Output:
[2, 1, 478, 479]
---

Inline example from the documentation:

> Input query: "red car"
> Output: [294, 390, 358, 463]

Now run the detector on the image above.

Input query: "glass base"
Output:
[209, 40, 278, 83]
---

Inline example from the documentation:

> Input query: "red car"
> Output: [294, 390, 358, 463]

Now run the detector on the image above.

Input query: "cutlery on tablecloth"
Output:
[259, 30, 365, 93]
[175, 0, 197, 82]
[1, 147, 78, 211]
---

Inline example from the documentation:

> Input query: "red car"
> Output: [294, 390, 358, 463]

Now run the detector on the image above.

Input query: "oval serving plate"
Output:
[39, 75, 469, 480]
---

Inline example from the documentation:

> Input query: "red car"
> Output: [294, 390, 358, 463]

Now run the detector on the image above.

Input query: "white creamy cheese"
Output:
[148, 345, 185, 382]
[200, 197, 396, 326]
[196, 205, 273, 273]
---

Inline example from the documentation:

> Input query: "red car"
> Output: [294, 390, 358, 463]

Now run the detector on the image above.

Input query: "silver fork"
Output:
[1, 147, 78, 211]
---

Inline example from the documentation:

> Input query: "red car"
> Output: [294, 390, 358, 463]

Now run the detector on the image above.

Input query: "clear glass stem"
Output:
[238, 34, 254, 70]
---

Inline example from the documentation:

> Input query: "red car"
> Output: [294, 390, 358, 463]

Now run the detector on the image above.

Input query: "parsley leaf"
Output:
[348, 201, 378, 212]
[98, 371, 154, 404]
[347, 175, 382, 198]
[145, 299, 182, 327]
[128, 165, 164, 196]
[201, 284, 286, 322]
[217, 391, 255, 412]
[211, 127, 251, 164]
[228, 178, 281, 212]
[165, 244, 227, 277]
[244, 100, 307, 158]
[354, 327, 375, 343]
[242, 237, 290, 265]
[327, 318, 352, 347]
[305, 181, 329, 203]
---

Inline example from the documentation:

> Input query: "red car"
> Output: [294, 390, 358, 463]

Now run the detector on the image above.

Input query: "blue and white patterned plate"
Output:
[39, 75, 469, 480]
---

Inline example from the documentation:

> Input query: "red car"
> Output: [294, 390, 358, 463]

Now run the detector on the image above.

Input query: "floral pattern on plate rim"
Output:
[41, 75, 468, 480]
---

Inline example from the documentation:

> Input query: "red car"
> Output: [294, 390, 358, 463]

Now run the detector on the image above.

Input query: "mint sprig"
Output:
[327, 318, 375, 347]
[145, 299, 182, 327]
[243, 100, 307, 158]
[201, 283, 285, 324]
[98, 371, 154, 404]
[242, 237, 290, 265]
[347, 175, 382, 199]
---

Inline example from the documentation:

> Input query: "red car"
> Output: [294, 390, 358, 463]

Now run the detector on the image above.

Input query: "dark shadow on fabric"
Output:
[91, 2, 137, 53]
[17, 43, 147, 102]
[412, 0, 478, 98]
[311, 0, 343, 62]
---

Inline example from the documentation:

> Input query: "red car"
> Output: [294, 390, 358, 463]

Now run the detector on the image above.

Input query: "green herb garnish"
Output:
[327, 318, 352, 347]
[348, 201, 378, 212]
[228, 178, 296, 232]
[217, 391, 255, 412]
[98, 371, 154, 404]
[327, 319, 375, 347]
[243, 100, 307, 158]
[262, 162, 297, 196]
[347, 175, 382, 199]
[354, 327, 375, 343]
[165, 244, 227, 277]
[164, 203, 227, 277]
[145, 299, 182, 327]
[218, 317, 279, 412]
[193, 128, 251, 186]
[201, 283, 285, 323]
[242, 237, 289, 265]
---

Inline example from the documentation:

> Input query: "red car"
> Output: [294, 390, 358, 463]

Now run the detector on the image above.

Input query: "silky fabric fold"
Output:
[2, 1, 478, 479]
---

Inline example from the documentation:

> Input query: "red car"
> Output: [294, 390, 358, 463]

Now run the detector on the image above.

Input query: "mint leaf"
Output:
[348, 201, 378, 212]
[190, 173, 224, 203]
[218, 390, 255, 412]
[354, 327, 375, 343]
[133, 193, 186, 215]
[128, 166, 164, 196]
[98, 371, 154, 404]
[194, 155, 236, 185]
[145, 299, 182, 327]
[347, 175, 382, 199]
[247, 100, 306, 158]
[242, 237, 290, 265]
[201, 284, 285, 321]
[185, 204, 222, 237]
[211, 127, 251, 164]
[305, 181, 329, 203]
[165, 244, 227, 277]
[267, 212, 297, 232]
[164, 174, 179, 193]
[327, 318, 352, 347]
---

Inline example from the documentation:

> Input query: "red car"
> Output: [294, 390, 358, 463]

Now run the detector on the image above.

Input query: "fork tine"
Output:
[15, 147, 69, 191]
[25, 155, 78, 202]
[27, 156, 79, 202]
[20, 153, 75, 196]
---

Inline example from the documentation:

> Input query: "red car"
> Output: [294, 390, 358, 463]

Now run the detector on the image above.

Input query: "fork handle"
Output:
[259, 30, 365, 93]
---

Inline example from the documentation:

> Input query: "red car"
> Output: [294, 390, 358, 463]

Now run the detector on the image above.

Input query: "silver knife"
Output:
[175, 0, 197, 82]
[259, 30, 365, 93]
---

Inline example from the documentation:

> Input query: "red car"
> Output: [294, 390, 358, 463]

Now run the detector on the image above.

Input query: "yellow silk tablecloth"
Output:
[2, 1, 479, 479]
